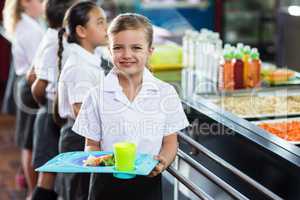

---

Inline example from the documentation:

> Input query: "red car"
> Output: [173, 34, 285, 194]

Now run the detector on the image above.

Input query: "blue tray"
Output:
[36, 151, 158, 177]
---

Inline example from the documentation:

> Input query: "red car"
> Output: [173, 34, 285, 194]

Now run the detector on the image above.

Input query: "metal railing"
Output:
[170, 131, 284, 200]
[177, 149, 249, 200]
[167, 166, 215, 200]
[167, 150, 248, 200]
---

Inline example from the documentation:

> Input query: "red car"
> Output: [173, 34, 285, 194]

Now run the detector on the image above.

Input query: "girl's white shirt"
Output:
[12, 13, 45, 76]
[58, 43, 104, 119]
[72, 68, 189, 155]
[33, 28, 70, 100]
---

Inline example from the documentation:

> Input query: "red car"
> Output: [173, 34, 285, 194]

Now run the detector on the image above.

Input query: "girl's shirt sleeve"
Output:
[19, 30, 43, 66]
[72, 88, 102, 141]
[13, 25, 43, 75]
[34, 44, 57, 83]
[66, 67, 103, 105]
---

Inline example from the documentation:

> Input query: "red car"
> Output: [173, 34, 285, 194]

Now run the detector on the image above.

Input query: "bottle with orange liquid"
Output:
[249, 48, 261, 88]
[223, 50, 234, 90]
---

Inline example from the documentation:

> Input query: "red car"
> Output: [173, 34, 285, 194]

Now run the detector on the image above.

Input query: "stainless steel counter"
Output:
[178, 95, 300, 199]
[154, 69, 300, 199]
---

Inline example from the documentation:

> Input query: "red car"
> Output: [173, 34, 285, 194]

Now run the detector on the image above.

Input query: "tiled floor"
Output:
[0, 115, 26, 200]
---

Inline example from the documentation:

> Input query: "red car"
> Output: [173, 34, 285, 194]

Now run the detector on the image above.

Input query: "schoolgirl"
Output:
[73, 13, 189, 200]
[3, 0, 44, 198]
[56, 1, 108, 200]
[29, 0, 78, 199]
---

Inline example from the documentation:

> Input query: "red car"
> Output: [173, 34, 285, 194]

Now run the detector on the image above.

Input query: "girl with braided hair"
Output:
[56, 1, 108, 200]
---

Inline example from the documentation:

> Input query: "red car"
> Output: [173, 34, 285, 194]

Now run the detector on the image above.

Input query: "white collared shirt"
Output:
[72, 68, 189, 155]
[12, 13, 44, 76]
[33, 28, 70, 100]
[58, 43, 104, 119]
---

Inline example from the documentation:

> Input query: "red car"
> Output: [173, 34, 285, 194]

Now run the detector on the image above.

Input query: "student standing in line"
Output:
[3, 0, 44, 199]
[29, 0, 78, 199]
[73, 13, 189, 200]
[56, 1, 108, 200]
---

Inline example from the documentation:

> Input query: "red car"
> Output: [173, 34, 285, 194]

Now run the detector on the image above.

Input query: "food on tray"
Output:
[263, 69, 295, 84]
[83, 154, 115, 167]
[258, 121, 300, 142]
[215, 96, 300, 117]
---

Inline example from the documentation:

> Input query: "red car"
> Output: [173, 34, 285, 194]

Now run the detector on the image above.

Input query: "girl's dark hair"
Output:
[57, 1, 98, 71]
[46, 0, 77, 29]
[54, 1, 99, 126]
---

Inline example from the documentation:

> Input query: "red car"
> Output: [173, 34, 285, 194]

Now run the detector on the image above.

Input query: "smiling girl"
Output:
[73, 13, 189, 200]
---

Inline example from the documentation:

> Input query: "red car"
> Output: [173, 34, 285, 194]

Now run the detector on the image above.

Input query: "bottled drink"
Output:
[233, 50, 244, 89]
[243, 45, 251, 88]
[249, 48, 261, 88]
[236, 43, 244, 51]
[189, 32, 198, 70]
[223, 50, 234, 90]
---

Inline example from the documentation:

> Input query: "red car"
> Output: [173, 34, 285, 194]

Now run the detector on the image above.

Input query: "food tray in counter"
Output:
[252, 118, 300, 144]
[262, 67, 300, 86]
[211, 95, 300, 119]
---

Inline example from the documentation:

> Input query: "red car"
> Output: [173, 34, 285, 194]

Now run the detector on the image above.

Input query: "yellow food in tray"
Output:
[263, 69, 296, 84]
[149, 43, 182, 71]
[215, 96, 300, 117]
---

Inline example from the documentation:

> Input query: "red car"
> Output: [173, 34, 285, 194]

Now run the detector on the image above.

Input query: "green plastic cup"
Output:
[113, 142, 136, 172]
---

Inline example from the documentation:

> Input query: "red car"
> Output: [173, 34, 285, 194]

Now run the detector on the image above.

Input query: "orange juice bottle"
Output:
[242, 45, 251, 88]
[223, 50, 234, 90]
[250, 48, 261, 88]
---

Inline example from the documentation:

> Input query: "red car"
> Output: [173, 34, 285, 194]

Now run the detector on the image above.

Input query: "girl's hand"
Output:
[26, 66, 36, 86]
[148, 155, 167, 177]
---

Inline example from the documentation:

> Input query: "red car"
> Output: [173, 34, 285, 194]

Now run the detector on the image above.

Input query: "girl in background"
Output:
[30, 0, 78, 199]
[73, 13, 189, 200]
[56, 1, 108, 199]
[3, 0, 44, 199]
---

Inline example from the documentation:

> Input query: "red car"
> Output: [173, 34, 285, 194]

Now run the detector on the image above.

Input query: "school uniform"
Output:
[32, 28, 69, 169]
[12, 13, 44, 149]
[12, 13, 44, 76]
[57, 43, 105, 200]
[72, 68, 189, 200]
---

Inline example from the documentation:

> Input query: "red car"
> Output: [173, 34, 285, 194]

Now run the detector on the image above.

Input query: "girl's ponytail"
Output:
[57, 27, 66, 72]
[53, 28, 67, 127]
